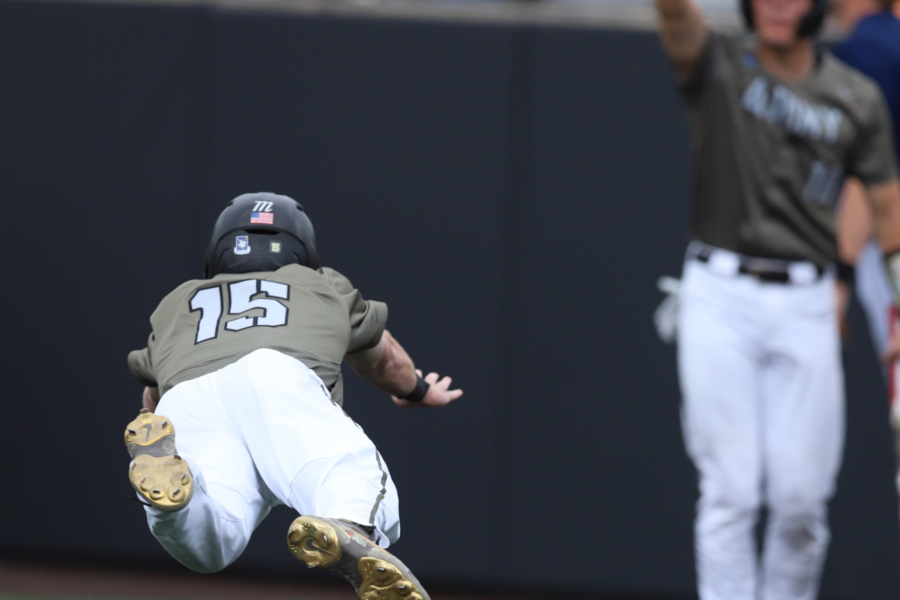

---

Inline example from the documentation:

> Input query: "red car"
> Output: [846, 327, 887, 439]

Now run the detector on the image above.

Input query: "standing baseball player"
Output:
[125, 192, 462, 600]
[653, 0, 900, 597]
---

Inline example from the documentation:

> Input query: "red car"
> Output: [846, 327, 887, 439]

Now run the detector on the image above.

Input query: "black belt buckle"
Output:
[693, 247, 713, 264]
[739, 264, 790, 283]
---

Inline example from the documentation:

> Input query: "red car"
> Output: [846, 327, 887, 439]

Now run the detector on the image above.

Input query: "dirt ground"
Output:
[0, 560, 552, 600]
[0, 560, 350, 600]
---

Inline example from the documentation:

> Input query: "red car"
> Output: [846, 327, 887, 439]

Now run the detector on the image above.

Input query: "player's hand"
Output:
[142, 386, 160, 413]
[392, 369, 463, 408]
[884, 331, 900, 364]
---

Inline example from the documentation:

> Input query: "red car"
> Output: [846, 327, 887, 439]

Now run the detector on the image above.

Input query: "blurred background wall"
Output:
[0, 1, 897, 598]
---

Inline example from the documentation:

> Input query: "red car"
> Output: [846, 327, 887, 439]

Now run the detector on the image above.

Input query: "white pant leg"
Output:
[145, 375, 273, 573]
[760, 277, 844, 600]
[678, 261, 764, 600]
[207, 349, 401, 547]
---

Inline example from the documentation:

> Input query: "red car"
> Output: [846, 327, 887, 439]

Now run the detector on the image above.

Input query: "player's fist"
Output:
[392, 369, 463, 408]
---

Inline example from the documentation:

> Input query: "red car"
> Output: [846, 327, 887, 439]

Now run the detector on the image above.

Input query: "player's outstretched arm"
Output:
[655, 0, 708, 74]
[344, 330, 463, 408]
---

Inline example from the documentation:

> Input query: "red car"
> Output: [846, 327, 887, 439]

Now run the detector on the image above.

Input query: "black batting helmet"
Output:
[741, 0, 828, 37]
[204, 192, 321, 278]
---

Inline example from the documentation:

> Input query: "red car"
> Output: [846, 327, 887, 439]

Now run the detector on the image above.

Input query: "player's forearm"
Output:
[872, 181, 900, 253]
[346, 331, 417, 397]
[375, 334, 418, 397]
[143, 386, 160, 413]
[871, 180, 900, 305]
[655, 0, 707, 68]
[836, 178, 874, 264]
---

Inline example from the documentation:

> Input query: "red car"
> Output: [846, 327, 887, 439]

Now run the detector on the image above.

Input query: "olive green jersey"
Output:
[128, 265, 387, 406]
[680, 32, 899, 265]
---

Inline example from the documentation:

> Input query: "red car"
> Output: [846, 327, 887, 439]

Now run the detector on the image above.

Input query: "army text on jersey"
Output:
[678, 32, 899, 265]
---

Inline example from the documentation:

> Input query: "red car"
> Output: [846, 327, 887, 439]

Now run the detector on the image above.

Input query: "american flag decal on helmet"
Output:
[250, 212, 274, 225]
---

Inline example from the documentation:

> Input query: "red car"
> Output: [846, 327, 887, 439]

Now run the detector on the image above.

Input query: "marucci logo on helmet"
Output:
[253, 201, 274, 212]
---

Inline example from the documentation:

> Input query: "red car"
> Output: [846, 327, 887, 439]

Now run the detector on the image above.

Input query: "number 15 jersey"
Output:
[127, 264, 387, 406]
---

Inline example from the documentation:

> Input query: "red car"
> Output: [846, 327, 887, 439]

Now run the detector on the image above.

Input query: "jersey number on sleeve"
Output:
[189, 279, 290, 344]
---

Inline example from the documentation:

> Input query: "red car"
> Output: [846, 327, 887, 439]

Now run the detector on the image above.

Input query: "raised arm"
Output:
[655, 0, 708, 74]
[344, 330, 463, 408]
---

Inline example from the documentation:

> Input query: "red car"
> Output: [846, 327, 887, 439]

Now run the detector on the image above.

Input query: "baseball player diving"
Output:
[124, 192, 462, 600]
[653, 0, 900, 596]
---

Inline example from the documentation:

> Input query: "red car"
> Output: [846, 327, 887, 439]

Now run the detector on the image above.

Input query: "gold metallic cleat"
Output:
[358, 557, 422, 600]
[287, 516, 429, 600]
[287, 517, 342, 568]
[124, 411, 193, 512]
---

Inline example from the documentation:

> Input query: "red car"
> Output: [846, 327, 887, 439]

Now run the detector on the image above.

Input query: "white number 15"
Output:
[189, 279, 289, 344]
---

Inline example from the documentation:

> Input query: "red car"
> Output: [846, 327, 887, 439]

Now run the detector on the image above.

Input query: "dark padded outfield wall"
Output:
[503, 28, 697, 594]
[200, 10, 515, 584]
[0, 0, 206, 559]
[1, 1, 899, 598]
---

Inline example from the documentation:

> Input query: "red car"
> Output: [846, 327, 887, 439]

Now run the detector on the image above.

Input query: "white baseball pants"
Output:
[678, 256, 844, 600]
[140, 349, 401, 573]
